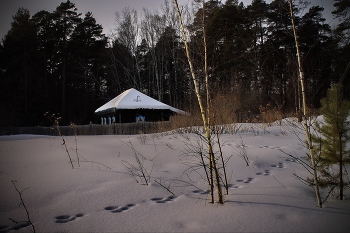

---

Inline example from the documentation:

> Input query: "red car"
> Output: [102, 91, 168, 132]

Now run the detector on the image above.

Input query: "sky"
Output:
[0, 0, 337, 40]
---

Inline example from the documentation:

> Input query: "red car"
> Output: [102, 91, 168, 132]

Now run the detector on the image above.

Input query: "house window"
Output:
[136, 115, 145, 122]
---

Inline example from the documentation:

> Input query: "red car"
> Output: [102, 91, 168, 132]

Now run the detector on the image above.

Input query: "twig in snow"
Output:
[10, 181, 36, 233]
[272, 175, 286, 188]
[154, 180, 175, 195]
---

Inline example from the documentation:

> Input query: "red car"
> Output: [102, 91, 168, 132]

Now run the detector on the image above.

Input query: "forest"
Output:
[0, 0, 349, 127]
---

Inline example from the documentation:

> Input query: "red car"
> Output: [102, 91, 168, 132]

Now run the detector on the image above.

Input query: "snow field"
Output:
[0, 120, 349, 232]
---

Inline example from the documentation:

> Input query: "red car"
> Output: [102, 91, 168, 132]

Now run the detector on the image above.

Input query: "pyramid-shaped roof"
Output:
[95, 88, 186, 114]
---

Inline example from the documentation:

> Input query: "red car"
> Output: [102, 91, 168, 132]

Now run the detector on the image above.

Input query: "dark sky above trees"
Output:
[0, 0, 188, 39]
[0, 0, 336, 39]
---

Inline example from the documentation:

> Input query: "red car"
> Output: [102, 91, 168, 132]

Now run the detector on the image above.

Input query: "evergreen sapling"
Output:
[312, 84, 350, 200]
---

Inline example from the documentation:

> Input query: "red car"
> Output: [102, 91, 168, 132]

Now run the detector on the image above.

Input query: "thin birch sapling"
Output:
[289, 0, 322, 207]
[173, 0, 223, 204]
[214, 126, 230, 194]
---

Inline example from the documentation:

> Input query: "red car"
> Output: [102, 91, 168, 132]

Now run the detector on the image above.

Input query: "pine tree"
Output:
[313, 84, 350, 200]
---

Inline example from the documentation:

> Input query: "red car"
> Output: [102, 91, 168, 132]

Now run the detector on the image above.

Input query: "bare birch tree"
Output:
[141, 9, 167, 100]
[114, 7, 142, 89]
[173, 0, 223, 204]
[289, 0, 322, 208]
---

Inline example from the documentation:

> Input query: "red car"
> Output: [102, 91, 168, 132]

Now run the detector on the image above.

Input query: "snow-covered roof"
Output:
[95, 88, 187, 115]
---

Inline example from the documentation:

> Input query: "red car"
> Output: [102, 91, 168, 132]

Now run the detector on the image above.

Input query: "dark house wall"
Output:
[96, 108, 174, 124]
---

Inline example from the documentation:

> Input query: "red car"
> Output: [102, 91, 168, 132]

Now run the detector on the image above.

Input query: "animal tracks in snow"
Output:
[54, 196, 178, 224]
[192, 189, 211, 195]
[256, 170, 271, 176]
[151, 195, 177, 204]
[226, 143, 284, 150]
[256, 161, 287, 176]
[236, 177, 254, 184]
[55, 213, 84, 223]
[104, 203, 136, 213]
[190, 177, 255, 194]
[285, 158, 296, 162]
[259, 145, 283, 150]
[271, 162, 286, 169]
[52, 159, 293, 225]
[103, 196, 178, 214]
[0, 222, 30, 233]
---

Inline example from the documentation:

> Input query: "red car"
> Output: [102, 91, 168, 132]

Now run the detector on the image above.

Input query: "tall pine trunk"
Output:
[24, 44, 29, 125]
[62, 48, 66, 120]
[339, 133, 343, 200]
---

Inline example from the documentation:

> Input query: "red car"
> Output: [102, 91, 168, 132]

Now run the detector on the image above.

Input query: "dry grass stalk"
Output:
[44, 112, 74, 169]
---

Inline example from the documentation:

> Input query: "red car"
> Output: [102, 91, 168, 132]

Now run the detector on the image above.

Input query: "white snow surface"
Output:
[95, 88, 186, 114]
[1, 119, 350, 232]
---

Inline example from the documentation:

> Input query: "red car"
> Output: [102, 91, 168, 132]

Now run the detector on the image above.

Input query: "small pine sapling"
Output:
[312, 84, 350, 200]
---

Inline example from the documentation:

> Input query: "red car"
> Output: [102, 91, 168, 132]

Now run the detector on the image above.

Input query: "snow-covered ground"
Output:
[1, 119, 350, 232]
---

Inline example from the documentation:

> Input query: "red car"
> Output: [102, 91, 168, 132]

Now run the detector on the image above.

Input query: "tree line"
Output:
[0, 0, 349, 127]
